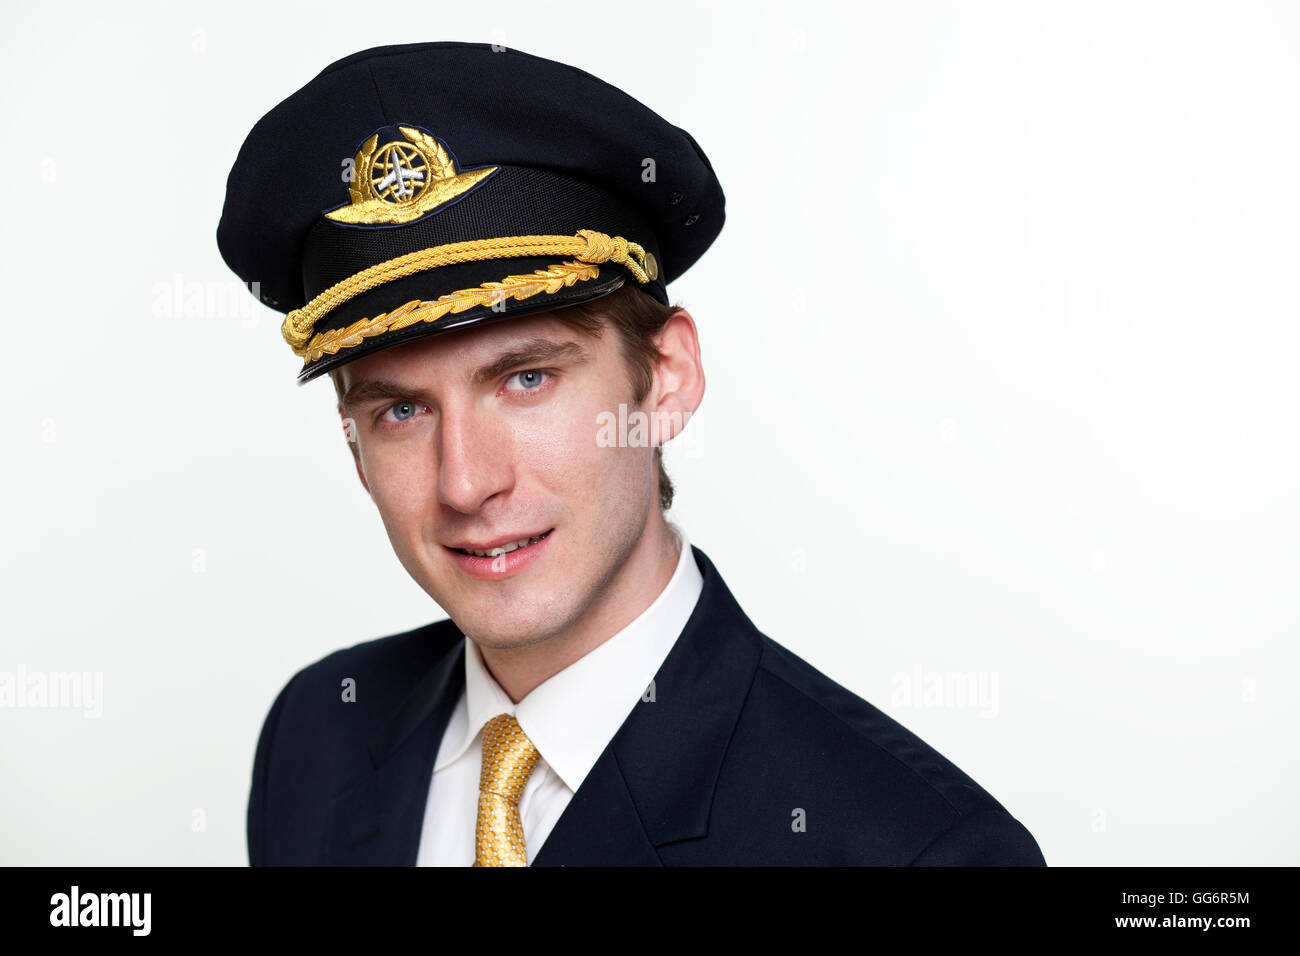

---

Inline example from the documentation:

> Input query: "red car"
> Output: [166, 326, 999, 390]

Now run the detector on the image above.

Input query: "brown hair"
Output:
[330, 282, 684, 511]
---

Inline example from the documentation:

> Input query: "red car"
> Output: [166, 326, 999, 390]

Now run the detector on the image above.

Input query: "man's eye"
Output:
[504, 369, 550, 392]
[381, 401, 424, 423]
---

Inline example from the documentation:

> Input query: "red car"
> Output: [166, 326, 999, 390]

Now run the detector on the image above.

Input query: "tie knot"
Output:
[479, 713, 540, 804]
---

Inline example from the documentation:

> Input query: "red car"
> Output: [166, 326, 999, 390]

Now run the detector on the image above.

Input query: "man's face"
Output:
[334, 310, 660, 650]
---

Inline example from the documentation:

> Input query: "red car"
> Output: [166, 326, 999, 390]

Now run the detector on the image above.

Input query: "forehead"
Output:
[333, 307, 603, 390]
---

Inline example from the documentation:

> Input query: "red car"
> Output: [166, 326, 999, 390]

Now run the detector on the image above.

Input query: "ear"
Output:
[648, 308, 706, 448]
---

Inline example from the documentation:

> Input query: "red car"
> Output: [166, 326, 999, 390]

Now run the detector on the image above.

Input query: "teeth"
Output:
[460, 531, 548, 558]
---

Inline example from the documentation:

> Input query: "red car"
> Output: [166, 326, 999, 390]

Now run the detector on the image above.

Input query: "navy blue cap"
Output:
[216, 41, 726, 383]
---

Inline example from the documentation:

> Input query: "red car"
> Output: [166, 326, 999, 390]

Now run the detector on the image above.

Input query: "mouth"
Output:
[448, 528, 554, 558]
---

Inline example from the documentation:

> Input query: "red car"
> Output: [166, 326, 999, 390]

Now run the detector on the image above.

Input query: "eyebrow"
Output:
[340, 337, 591, 411]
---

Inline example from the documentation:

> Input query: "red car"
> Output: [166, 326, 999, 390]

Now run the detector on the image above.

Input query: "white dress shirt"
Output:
[416, 521, 704, 866]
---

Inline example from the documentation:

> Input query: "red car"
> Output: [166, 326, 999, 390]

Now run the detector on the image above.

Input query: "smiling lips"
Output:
[444, 528, 555, 581]
[448, 528, 554, 558]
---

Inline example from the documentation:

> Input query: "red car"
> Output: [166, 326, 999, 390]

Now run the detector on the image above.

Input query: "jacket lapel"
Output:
[532, 545, 762, 865]
[324, 544, 761, 866]
[325, 638, 465, 865]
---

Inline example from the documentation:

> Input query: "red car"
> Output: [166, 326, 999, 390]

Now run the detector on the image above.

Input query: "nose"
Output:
[435, 401, 514, 513]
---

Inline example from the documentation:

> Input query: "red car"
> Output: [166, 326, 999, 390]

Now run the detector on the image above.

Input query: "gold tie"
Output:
[473, 713, 541, 867]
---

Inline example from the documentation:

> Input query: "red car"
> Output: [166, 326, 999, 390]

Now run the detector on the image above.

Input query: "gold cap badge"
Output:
[325, 125, 499, 225]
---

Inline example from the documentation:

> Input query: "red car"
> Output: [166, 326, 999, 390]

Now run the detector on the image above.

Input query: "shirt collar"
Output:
[437, 521, 704, 791]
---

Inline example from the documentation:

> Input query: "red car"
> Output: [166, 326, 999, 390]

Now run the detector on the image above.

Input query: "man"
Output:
[219, 41, 1046, 866]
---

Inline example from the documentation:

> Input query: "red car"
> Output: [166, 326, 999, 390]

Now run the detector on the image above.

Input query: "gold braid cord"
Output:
[282, 229, 658, 362]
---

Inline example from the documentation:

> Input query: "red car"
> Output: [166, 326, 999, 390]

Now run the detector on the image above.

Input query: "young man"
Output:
[219, 41, 1045, 866]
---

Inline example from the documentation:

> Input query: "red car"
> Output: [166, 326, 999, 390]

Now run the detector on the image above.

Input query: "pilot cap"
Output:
[216, 41, 726, 384]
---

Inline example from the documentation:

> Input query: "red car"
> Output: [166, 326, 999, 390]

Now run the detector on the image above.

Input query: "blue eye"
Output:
[506, 369, 549, 392]
[386, 402, 421, 422]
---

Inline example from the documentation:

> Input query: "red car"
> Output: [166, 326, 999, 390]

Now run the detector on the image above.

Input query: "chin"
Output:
[445, 596, 574, 650]
[458, 616, 561, 651]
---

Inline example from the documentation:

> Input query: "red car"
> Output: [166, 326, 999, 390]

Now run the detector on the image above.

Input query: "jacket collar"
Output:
[327, 544, 762, 865]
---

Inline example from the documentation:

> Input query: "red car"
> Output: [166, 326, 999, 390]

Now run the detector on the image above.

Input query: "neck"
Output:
[476, 513, 681, 703]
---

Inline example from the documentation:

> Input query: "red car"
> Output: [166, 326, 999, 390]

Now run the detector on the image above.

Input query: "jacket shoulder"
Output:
[706, 632, 1045, 865]
[247, 618, 462, 865]
[273, 617, 462, 707]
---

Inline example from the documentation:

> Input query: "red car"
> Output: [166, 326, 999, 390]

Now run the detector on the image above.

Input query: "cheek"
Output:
[510, 410, 595, 496]
[358, 439, 435, 528]
[522, 400, 647, 502]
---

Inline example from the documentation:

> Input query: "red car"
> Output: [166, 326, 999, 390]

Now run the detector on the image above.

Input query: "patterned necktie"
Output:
[473, 713, 542, 867]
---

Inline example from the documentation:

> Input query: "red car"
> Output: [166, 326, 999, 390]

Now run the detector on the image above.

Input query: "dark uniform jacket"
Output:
[248, 545, 1046, 865]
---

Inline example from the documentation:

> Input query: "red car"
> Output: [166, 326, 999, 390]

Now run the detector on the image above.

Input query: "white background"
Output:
[1, 0, 1296, 866]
